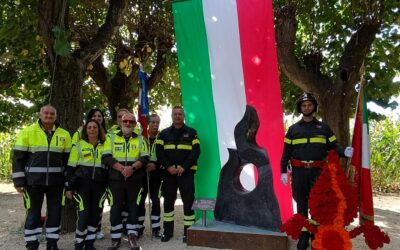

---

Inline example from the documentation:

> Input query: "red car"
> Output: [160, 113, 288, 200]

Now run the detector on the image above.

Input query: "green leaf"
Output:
[52, 26, 71, 56]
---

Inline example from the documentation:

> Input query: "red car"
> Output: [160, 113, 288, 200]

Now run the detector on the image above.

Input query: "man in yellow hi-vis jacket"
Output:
[137, 114, 163, 238]
[12, 105, 71, 250]
[102, 113, 149, 250]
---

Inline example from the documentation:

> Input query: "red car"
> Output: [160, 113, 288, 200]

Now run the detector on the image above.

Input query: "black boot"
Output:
[161, 221, 174, 242]
[297, 232, 310, 250]
[128, 234, 141, 250]
[46, 243, 59, 250]
[152, 229, 162, 238]
[26, 241, 39, 250]
[85, 246, 97, 250]
[74, 242, 84, 250]
[161, 233, 173, 242]
[85, 242, 97, 250]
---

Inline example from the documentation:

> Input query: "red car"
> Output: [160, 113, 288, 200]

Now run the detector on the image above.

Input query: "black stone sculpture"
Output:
[214, 105, 282, 231]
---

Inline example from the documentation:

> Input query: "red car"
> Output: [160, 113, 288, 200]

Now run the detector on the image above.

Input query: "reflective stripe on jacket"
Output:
[65, 139, 107, 190]
[12, 120, 72, 186]
[280, 118, 344, 173]
[102, 132, 149, 181]
[149, 136, 158, 162]
[155, 124, 200, 171]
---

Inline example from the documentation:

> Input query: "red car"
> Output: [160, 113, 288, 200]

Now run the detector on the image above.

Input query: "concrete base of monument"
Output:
[187, 219, 288, 250]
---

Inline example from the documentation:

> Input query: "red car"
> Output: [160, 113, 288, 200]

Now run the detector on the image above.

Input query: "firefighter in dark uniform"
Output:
[65, 119, 107, 250]
[280, 93, 353, 250]
[12, 105, 72, 250]
[156, 106, 200, 243]
[137, 114, 163, 238]
[102, 113, 148, 250]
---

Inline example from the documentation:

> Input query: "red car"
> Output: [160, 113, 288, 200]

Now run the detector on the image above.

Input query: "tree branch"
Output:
[147, 32, 174, 90]
[38, 0, 67, 66]
[275, 5, 331, 94]
[77, 0, 128, 64]
[337, 21, 380, 99]
[88, 56, 110, 96]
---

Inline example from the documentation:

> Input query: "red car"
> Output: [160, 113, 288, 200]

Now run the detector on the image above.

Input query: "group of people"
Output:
[12, 92, 353, 250]
[12, 105, 200, 250]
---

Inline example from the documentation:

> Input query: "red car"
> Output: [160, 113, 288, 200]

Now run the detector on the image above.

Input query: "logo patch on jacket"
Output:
[316, 125, 322, 129]
[115, 146, 123, 152]
[59, 136, 65, 143]
[183, 133, 189, 138]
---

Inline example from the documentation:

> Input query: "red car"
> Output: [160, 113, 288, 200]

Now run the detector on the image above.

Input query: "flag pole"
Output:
[352, 64, 366, 144]
[138, 65, 153, 238]
[347, 65, 365, 177]
[349, 64, 375, 225]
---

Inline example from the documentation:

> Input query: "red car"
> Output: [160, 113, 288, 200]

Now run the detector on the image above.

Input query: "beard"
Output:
[302, 111, 314, 117]
[121, 126, 134, 135]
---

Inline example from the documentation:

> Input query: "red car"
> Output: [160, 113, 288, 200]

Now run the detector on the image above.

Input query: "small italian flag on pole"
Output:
[350, 83, 374, 225]
[172, 0, 293, 221]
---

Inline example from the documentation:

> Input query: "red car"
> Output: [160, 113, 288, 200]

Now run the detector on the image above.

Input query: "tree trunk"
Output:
[317, 91, 351, 148]
[49, 56, 84, 232]
[49, 57, 83, 131]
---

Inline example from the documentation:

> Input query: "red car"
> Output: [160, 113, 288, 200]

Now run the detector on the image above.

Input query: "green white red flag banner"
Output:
[350, 84, 374, 224]
[172, 0, 293, 221]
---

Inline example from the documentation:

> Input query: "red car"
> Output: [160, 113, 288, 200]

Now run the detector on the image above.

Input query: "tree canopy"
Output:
[277, 0, 399, 113]
[0, 0, 399, 135]
[0, 0, 49, 131]
[275, 0, 399, 146]
[1, 0, 180, 132]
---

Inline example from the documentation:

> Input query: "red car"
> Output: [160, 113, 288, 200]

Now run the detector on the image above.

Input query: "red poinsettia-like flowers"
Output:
[280, 151, 390, 250]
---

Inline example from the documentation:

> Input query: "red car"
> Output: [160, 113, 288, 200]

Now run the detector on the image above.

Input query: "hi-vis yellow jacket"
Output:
[65, 139, 107, 191]
[102, 131, 149, 181]
[71, 127, 83, 145]
[12, 120, 71, 187]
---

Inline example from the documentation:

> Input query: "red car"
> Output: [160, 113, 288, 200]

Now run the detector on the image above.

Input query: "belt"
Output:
[290, 159, 325, 168]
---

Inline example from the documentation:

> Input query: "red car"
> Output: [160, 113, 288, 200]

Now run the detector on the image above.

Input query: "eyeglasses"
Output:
[122, 120, 135, 124]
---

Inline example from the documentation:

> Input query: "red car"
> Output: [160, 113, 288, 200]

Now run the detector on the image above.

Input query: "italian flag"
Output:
[351, 84, 374, 225]
[172, 0, 293, 221]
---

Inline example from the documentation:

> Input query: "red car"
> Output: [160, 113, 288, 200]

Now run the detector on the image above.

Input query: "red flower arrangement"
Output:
[280, 213, 316, 240]
[350, 223, 390, 250]
[280, 151, 390, 250]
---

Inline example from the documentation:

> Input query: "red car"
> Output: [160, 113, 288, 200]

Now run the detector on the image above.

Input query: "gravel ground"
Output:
[0, 183, 398, 250]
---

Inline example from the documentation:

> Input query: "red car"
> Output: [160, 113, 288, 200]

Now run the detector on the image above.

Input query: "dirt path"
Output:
[0, 182, 398, 250]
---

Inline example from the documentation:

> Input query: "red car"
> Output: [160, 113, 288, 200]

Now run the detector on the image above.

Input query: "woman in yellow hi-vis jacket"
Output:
[65, 119, 107, 250]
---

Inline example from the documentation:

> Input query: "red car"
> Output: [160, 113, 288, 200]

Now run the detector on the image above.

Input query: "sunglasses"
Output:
[122, 120, 135, 124]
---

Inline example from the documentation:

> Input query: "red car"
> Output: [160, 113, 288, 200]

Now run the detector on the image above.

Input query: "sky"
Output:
[368, 95, 400, 121]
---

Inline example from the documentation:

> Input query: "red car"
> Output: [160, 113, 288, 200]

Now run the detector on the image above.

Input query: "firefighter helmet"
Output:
[296, 93, 318, 113]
